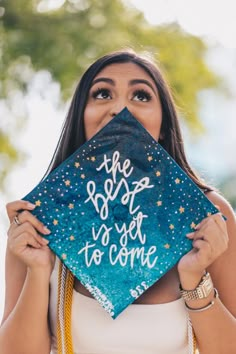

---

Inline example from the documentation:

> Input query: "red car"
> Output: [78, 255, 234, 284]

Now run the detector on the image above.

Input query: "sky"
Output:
[1, 0, 236, 320]
[129, 0, 236, 49]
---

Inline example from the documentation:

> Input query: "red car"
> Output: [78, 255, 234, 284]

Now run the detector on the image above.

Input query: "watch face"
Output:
[201, 274, 213, 296]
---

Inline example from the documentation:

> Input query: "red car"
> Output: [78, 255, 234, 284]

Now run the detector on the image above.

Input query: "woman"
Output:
[1, 50, 236, 354]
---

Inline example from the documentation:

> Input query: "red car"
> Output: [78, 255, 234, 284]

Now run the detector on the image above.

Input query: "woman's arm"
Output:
[178, 192, 236, 354]
[0, 264, 52, 354]
[0, 201, 54, 354]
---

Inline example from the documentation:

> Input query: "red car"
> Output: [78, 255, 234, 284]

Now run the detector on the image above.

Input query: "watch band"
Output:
[180, 272, 214, 301]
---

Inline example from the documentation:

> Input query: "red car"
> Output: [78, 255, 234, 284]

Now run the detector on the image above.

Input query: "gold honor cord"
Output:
[187, 316, 198, 354]
[57, 261, 74, 354]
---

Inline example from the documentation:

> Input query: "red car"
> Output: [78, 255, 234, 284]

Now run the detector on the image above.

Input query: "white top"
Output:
[49, 259, 189, 354]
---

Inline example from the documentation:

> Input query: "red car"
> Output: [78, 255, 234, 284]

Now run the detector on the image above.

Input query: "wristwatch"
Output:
[180, 272, 214, 301]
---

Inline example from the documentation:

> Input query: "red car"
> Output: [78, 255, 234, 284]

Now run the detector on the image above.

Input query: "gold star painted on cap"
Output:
[169, 224, 175, 230]
[91, 156, 96, 162]
[62, 253, 67, 260]
[53, 219, 58, 225]
[74, 162, 80, 168]
[179, 206, 185, 213]
[35, 200, 41, 207]
[175, 178, 181, 184]
[190, 222, 196, 229]
[164, 243, 170, 249]
[147, 156, 153, 161]
[64, 180, 71, 186]
[70, 235, 75, 241]
[68, 203, 74, 209]
[156, 201, 162, 206]
[81, 174, 85, 179]
[156, 171, 161, 177]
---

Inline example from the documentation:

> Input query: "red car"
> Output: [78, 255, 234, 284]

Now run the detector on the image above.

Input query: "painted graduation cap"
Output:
[23, 107, 219, 319]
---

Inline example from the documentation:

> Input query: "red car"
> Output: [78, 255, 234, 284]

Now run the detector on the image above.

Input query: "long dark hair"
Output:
[46, 49, 212, 192]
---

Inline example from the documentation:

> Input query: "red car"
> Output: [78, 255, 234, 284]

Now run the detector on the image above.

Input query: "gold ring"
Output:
[13, 215, 21, 226]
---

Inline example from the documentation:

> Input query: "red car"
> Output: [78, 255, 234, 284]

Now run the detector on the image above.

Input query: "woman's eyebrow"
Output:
[91, 77, 115, 87]
[129, 79, 156, 94]
[91, 77, 156, 94]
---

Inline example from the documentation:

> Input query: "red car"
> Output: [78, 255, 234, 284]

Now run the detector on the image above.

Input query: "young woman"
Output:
[1, 50, 236, 354]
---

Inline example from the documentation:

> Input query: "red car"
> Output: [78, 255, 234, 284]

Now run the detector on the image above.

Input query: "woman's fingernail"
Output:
[186, 233, 194, 238]
[27, 203, 36, 209]
[43, 226, 51, 234]
[42, 238, 49, 244]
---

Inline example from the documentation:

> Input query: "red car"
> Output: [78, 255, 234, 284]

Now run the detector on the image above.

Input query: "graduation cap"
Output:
[23, 107, 219, 318]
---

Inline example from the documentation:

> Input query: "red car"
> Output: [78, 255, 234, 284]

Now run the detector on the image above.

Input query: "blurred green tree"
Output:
[0, 0, 221, 188]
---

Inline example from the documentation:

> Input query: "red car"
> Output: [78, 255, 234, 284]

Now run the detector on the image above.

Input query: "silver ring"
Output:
[13, 215, 22, 226]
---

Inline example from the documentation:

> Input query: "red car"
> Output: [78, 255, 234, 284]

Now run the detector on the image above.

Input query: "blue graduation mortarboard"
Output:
[23, 107, 219, 318]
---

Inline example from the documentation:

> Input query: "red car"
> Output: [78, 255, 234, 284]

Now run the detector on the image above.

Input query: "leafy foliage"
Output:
[0, 130, 18, 186]
[0, 0, 221, 188]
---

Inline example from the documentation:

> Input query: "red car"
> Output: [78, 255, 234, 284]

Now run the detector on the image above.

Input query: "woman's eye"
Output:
[133, 90, 152, 102]
[92, 88, 111, 100]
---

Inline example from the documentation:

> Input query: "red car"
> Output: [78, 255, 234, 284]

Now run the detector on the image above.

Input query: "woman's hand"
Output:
[178, 212, 229, 280]
[6, 200, 55, 273]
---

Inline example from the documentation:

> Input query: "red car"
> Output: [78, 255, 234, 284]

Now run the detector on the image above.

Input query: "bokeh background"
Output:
[1, 0, 236, 320]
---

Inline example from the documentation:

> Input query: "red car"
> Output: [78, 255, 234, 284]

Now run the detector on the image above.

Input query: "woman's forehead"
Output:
[94, 62, 153, 81]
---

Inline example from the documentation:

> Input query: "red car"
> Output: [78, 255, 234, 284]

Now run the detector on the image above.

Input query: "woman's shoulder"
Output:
[205, 190, 235, 221]
[206, 190, 236, 319]
[205, 190, 236, 266]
